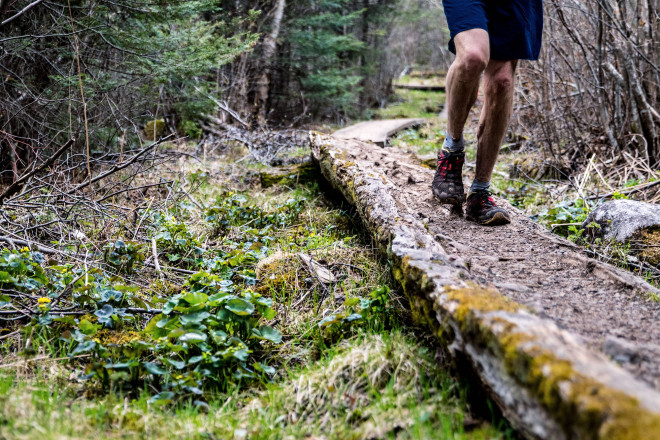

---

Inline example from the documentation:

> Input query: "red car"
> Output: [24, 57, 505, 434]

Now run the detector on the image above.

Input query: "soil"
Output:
[332, 139, 660, 390]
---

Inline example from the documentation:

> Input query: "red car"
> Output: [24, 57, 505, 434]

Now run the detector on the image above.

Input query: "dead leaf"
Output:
[298, 253, 336, 283]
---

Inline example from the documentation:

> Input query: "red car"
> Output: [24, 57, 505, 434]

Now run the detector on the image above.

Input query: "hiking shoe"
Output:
[466, 189, 511, 225]
[432, 150, 465, 204]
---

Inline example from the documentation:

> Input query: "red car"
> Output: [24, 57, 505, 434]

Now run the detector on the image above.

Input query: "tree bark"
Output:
[256, 0, 286, 126]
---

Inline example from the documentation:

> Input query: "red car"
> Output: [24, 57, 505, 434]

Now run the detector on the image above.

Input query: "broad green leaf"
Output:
[149, 391, 175, 406]
[251, 325, 282, 344]
[144, 362, 167, 375]
[105, 360, 138, 369]
[188, 355, 204, 364]
[95, 304, 114, 318]
[180, 311, 210, 325]
[344, 298, 360, 307]
[53, 316, 77, 326]
[318, 314, 340, 328]
[183, 291, 208, 305]
[344, 313, 363, 322]
[0, 271, 16, 283]
[78, 319, 99, 336]
[261, 308, 277, 320]
[253, 362, 276, 375]
[72, 340, 96, 355]
[162, 358, 185, 370]
[233, 348, 249, 361]
[179, 331, 207, 343]
[101, 289, 122, 302]
[225, 298, 254, 316]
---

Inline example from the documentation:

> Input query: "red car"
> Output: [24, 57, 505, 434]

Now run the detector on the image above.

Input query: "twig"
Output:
[67, 0, 91, 186]
[66, 134, 175, 195]
[181, 186, 204, 210]
[151, 238, 162, 275]
[144, 262, 196, 275]
[0, 0, 45, 27]
[0, 329, 20, 341]
[586, 179, 660, 200]
[0, 354, 91, 369]
[0, 139, 74, 204]
[95, 180, 172, 203]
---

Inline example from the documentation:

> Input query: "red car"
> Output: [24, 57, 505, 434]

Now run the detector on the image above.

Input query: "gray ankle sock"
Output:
[470, 179, 490, 194]
[442, 132, 464, 154]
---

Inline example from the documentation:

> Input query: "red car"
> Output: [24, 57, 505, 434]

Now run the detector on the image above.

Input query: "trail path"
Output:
[332, 118, 424, 146]
[312, 131, 660, 438]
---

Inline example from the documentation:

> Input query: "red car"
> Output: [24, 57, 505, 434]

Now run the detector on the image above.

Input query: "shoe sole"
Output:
[466, 211, 511, 226]
[432, 188, 465, 205]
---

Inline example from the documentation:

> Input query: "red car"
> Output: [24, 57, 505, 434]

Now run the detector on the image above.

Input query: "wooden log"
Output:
[310, 132, 660, 440]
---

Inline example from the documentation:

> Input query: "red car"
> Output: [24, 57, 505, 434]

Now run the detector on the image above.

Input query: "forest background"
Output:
[2, 0, 659, 175]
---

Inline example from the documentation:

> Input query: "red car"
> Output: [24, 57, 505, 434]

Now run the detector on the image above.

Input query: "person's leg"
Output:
[473, 59, 518, 184]
[445, 29, 490, 141]
[464, 59, 517, 226]
[431, 29, 490, 205]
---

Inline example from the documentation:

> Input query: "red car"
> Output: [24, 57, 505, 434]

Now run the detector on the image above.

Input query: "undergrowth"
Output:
[0, 143, 510, 438]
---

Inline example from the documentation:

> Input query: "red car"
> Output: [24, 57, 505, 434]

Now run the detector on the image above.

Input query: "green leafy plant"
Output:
[0, 248, 48, 292]
[92, 271, 283, 403]
[206, 193, 304, 235]
[318, 285, 393, 337]
[153, 214, 205, 269]
[536, 198, 594, 237]
[103, 240, 146, 274]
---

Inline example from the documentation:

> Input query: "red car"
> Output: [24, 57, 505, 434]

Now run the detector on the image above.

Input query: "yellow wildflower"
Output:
[37, 297, 51, 304]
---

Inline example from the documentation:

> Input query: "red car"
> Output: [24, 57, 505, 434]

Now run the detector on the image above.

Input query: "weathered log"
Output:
[259, 159, 317, 188]
[310, 132, 660, 440]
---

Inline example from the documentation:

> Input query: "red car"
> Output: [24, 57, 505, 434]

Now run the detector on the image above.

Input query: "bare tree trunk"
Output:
[256, 0, 286, 126]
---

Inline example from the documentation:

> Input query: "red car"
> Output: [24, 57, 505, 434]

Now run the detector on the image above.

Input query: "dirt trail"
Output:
[325, 136, 660, 390]
[332, 118, 424, 146]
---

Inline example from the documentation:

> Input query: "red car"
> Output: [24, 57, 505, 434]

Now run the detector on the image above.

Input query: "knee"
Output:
[456, 50, 488, 78]
[487, 72, 514, 95]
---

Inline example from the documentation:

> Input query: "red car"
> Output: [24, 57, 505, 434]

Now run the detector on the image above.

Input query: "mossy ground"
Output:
[0, 333, 509, 440]
[374, 85, 445, 120]
[0, 140, 511, 439]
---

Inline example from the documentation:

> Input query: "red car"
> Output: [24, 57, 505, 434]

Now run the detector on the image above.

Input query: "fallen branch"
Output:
[0, 139, 74, 205]
[0, 0, 45, 27]
[66, 134, 175, 195]
[587, 179, 660, 200]
[95, 180, 172, 203]
[0, 235, 59, 254]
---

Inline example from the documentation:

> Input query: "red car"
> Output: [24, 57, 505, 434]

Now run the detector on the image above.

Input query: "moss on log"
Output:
[259, 160, 317, 188]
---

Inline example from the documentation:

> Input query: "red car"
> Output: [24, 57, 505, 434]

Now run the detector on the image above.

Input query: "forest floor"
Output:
[4, 74, 658, 439]
[0, 129, 512, 438]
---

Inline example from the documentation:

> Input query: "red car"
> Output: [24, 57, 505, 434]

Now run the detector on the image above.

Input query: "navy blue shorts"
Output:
[442, 0, 543, 61]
